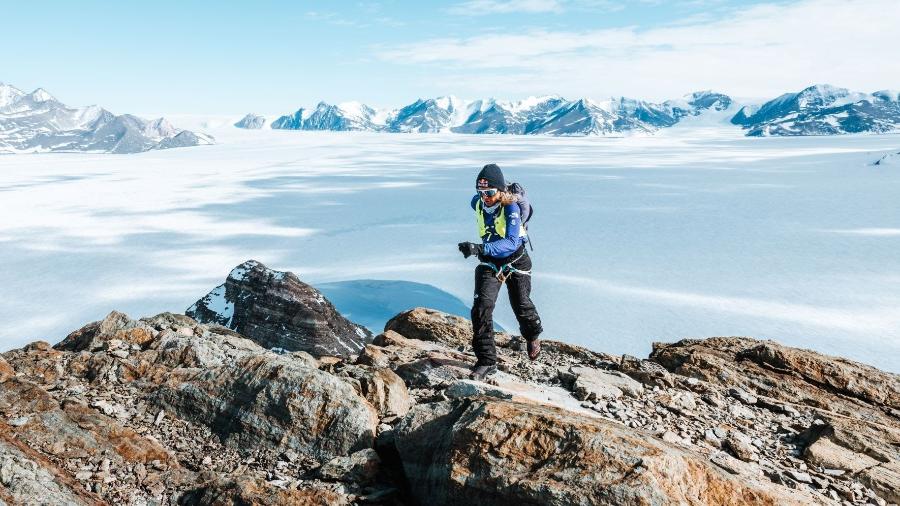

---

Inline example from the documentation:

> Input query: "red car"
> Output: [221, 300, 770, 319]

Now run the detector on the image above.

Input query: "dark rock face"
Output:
[186, 260, 371, 358]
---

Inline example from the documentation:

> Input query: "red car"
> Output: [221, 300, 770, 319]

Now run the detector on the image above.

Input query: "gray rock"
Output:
[571, 367, 644, 400]
[786, 470, 813, 484]
[729, 387, 758, 405]
[725, 431, 758, 462]
[444, 380, 514, 400]
[153, 353, 378, 463]
[316, 448, 381, 485]
[186, 260, 371, 358]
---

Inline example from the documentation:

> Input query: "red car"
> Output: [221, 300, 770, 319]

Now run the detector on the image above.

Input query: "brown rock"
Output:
[0, 357, 15, 383]
[394, 398, 824, 505]
[804, 436, 878, 473]
[336, 365, 413, 418]
[186, 260, 371, 358]
[0, 434, 105, 505]
[385, 307, 501, 347]
[182, 475, 350, 506]
[650, 337, 899, 424]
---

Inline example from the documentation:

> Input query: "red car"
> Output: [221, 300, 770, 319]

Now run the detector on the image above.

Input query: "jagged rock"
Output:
[333, 365, 413, 418]
[658, 390, 697, 414]
[315, 448, 381, 485]
[650, 337, 899, 422]
[619, 354, 673, 387]
[652, 336, 900, 504]
[4, 301, 898, 504]
[729, 387, 758, 405]
[60, 311, 379, 464]
[182, 474, 350, 505]
[799, 417, 900, 503]
[153, 353, 378, 463]
[725, 431, 758, 462]
[394, 397, 823, 505]
[570, 367, 643, 401]
[804, 437, 878, 473]
[443, 380, 514, 400]
[370, 330, 474, 389]
[0, 436, 105, 505]
[385, 307, 510, 348]
[186, 260, 371, 357]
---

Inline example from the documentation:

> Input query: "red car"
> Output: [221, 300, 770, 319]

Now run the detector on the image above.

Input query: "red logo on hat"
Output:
[476, 178, 490, 189]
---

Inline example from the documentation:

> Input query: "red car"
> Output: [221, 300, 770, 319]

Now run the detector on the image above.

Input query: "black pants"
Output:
[471, 248, 543, 365]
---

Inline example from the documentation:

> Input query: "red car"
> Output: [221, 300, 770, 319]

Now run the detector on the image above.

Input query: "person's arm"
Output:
[482, 204, 524, 257]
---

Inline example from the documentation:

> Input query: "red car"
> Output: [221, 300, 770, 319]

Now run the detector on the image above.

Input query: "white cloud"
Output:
[378, 0, 900, 101]
[448, 0, 565, 15]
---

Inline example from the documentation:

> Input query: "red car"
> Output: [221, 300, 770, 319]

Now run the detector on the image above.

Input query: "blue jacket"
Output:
[471, 195, 525, 259]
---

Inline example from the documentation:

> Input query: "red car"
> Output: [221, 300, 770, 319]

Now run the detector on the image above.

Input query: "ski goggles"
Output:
[478, 188, 499, 197]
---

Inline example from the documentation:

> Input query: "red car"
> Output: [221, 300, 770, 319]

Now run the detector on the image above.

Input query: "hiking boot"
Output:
[470, 363, 497, 381]
[526, 338, 541, 360]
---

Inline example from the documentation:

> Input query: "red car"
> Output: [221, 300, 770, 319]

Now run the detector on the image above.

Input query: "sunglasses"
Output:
[478, 189, 499, 197]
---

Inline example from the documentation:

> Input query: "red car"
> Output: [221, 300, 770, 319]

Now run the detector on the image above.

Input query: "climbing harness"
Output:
[479, 249, 531, 284]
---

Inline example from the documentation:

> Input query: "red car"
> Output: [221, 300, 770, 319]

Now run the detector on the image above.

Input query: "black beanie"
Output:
[476, 163, 505, 190]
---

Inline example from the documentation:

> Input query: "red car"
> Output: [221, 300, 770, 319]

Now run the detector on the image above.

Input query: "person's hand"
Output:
[457, 242, 483, 258]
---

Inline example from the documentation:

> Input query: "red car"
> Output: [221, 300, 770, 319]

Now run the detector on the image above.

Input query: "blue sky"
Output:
[3, 0, 898, 114]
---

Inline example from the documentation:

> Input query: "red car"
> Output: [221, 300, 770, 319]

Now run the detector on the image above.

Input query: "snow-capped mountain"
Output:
[0, 83, 214, 154]
[524, 98, 619, 135]
[252, 86, 899, 138]
[450, 96, 568, 134]
[385, 96, 466, 133]
[262, 91, 735, 137]
[234, 113, 266, 129]
[731, 84, 900, 136]
[271, 101, 383, 131]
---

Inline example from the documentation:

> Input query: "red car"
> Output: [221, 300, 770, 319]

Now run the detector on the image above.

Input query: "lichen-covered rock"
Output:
[394, 398, 823, 505]
[153, 354, 378, 463]
[181, 474, 350, 505]
[186, 260, 371, 357]
[0, 436, 105, 505]
[650, 337, 900, 422]
[384, 307, 499, 348]
[333, 365, 413, 418]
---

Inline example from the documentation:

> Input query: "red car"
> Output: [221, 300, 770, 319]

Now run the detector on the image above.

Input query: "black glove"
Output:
[457, 242, 483, 259]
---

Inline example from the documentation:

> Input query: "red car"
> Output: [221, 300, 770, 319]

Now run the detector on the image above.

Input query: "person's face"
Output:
[479, 188, 501, 206]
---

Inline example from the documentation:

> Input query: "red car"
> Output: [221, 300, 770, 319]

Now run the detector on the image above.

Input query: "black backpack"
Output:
[506, 182, 534, 248]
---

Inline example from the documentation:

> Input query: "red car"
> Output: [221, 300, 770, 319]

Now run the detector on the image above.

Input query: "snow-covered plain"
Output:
[1, 123, 899, 372]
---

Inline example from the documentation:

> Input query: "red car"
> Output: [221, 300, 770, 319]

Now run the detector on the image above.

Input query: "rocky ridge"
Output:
[186, 260, 371, 358]
[0, 82, 214, 154]
[0, 264, 897, 505]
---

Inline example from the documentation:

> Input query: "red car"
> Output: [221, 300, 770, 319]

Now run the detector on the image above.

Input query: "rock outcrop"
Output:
[1, 264, 897, 504]
[187, 260, 372, 357]
[394, 398, 819, 505]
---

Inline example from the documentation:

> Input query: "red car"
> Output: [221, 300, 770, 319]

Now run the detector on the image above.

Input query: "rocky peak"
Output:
[186, 260, 372, 357]
[0, 272, 897, 503]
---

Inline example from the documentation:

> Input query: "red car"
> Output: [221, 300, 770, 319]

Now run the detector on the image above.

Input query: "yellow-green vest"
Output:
[475, 201, 527, 241]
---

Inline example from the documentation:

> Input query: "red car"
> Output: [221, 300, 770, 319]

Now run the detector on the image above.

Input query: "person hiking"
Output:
[458, 163, 543, 380]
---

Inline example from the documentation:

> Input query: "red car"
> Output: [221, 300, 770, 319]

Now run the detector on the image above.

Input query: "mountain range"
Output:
[246, 85, 900, 137]
[0, 83, 214, 154]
